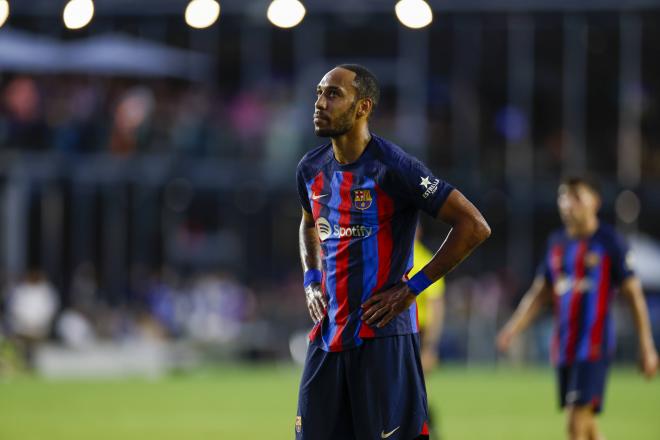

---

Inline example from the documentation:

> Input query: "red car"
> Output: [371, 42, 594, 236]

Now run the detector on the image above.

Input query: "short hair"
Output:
[336, 64, 380, 110]
[560, 175, 601, 196]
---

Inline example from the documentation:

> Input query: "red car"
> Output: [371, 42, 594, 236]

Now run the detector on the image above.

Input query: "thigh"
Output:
[296, 343, 355, 440]
[558, 360, 609, 414]
[346, 334, 430, 440]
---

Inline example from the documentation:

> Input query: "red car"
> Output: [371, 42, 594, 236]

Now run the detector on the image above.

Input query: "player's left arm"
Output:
[620, 276, 658, 379]
[362, 190, 490, 327]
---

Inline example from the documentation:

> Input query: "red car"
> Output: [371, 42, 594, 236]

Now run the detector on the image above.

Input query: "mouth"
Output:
[313, 113, 328, 123]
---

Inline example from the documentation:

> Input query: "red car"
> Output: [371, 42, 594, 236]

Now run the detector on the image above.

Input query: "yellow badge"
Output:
[295, 416, 302, 433]
[584, 251, 601, 268]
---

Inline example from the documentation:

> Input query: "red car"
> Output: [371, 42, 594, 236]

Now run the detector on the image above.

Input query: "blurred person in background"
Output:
[109, 86, 155, 156]
[411, 225, 446, 435]
[497, 176, 658, 440]
[0, 76, 49, 150]
[296, 64, 490, 440]
[5, 270, 59, 369]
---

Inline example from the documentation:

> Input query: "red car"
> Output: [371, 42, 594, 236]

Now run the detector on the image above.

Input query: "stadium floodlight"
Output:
[185, 0, 220, 29]
[267, 0, 306, 29]
[63, 0, 94, 30]
[395, 0, 433, 29]
[0, 0, 9, 29]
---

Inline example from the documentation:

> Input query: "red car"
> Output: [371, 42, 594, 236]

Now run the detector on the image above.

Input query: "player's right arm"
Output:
[496, 276, 553, 352]
[620, 276, 658, 379]
[300, 208, 327, 323]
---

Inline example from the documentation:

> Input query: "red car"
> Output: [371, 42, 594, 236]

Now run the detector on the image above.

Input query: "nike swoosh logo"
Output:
[381, 426, 400, 438]
[311, 193, 328, 200]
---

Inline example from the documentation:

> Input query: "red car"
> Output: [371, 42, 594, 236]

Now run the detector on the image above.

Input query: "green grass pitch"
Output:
[0, 365, 658, 439]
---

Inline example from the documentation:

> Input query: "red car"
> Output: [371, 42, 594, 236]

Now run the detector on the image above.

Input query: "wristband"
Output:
[304, 269, 322, 288]
[406, 271, 433, 296]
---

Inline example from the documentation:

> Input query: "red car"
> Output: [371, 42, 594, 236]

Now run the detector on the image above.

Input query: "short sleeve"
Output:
[396, 155, 454, 217]
[611, 232, 635, 285]
[535, 237, 554, 284]
[536, 252, 553, 284]
[296, 163, 312, 213]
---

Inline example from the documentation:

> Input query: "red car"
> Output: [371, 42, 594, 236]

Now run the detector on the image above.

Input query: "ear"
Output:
[356, 98, 373, 119]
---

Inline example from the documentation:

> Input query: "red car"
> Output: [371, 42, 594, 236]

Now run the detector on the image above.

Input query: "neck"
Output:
[566, 216, 599, 238]
[331, 125, 371, 165]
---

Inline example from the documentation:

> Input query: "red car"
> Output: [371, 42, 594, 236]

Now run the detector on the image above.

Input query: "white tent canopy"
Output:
[630, 233, 660, 290]
[0, 29, 211, 81]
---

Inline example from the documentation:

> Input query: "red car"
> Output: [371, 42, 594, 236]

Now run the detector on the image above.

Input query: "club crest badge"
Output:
[353, 189, 372, 210]
[295, 416, 302, 433]
[585, 251, 601, 268]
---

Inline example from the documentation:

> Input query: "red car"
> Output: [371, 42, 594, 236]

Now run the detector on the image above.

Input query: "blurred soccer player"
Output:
[295, 65, 490, 440]
[497, 177, 658, 440]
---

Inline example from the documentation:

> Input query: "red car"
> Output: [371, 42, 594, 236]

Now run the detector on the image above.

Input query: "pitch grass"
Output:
[0, 365, 658, 440]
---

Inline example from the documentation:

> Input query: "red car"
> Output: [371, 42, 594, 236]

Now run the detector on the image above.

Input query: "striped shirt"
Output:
[538, 223, 634, 365]
[296, 134, 454, 352]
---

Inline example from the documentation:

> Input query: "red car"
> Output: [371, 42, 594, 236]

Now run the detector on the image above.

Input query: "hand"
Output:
[361, 281, 416, 328]
[496, 327, 515, 353]
[640, 345, 658, 380]
[305, 283, 327, 324]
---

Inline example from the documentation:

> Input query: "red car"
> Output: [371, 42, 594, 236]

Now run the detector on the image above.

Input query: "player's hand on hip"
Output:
[640, 345, 658, 379]
[305, 283, 327, 324]
[360, 281, 416, 328]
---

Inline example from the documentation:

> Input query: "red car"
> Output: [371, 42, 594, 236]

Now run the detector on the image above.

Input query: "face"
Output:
[557, 183, 600, 228]
[313, 68, 359, 137]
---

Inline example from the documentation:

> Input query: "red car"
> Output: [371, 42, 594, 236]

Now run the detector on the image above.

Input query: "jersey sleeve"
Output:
[536, 253, 552, 284]
[535, 239, 553, 284]
[396, 155, 454, 217]
[611, 232, 635, 285]
[296, 162, 312, 213]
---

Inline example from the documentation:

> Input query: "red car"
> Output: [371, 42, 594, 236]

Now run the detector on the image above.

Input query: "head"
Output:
[313, 64, 380, 137]
[557, 176, 601, 229]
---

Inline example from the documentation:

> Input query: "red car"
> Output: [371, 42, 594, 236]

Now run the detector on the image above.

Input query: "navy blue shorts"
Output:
[557, 359, 609, 413]
[295, 333, 430, 440]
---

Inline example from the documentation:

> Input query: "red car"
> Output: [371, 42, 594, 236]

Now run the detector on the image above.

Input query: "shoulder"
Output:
[297, 143, 332, 178]
[370, 135, 419, 170]
[546, 229, 566, 248]
[595, 222, 629, 252]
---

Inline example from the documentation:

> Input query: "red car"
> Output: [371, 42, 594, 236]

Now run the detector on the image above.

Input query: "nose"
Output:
[315, 94, 326, 110]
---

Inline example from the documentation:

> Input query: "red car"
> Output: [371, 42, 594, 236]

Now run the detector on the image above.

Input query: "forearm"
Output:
[299, 217, 322, 272]
[505, 293, 545, 335]
[624, 279, 656, 351]
[421, 219, 490, 283]
[502, 278, 552, 336]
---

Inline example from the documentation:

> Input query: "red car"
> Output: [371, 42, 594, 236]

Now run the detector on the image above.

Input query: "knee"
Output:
[566, 408, 592, 440]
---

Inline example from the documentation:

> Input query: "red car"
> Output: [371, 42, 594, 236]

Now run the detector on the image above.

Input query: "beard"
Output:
[314, 100, 357, 138]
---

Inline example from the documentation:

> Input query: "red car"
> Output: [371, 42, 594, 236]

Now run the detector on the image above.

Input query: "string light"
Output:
[267, 0, 306, 29]
[395, 0, 433, 29]
[185, 0, 221, 29]
[63, 0, 95, 30]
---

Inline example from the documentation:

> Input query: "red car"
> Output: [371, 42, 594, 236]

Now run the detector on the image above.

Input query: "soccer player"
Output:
[496, 177, 658, 440]
[295, 64, 490, 440]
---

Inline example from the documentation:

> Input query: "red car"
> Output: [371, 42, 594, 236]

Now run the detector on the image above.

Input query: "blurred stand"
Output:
[0, 2, 659, 377]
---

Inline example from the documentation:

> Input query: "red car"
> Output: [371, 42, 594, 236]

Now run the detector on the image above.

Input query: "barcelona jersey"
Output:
[538, 223, 634, 366]
[296, 134, 454, 352]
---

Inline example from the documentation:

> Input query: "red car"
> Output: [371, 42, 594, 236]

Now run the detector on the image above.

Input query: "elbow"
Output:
[469, 215, 491, 247]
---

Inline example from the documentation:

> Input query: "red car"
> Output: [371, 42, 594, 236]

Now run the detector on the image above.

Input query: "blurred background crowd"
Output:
[0, 0, 659, 378]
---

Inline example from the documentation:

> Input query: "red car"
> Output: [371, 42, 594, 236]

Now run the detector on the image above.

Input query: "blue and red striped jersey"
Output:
[538, 223, 634, 366]
[296, 134, 454, 352]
